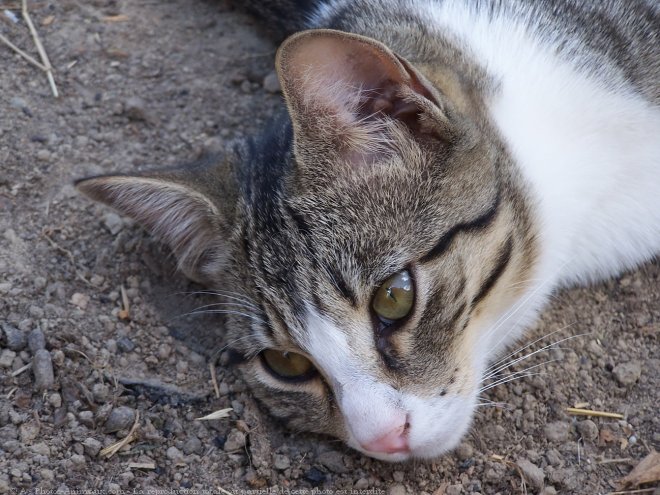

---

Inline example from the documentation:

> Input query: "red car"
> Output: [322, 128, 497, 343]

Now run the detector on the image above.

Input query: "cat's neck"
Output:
[414, 1, 660, 289]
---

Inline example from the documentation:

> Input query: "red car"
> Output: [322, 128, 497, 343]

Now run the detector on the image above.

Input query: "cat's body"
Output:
[76, 0, 659, 460]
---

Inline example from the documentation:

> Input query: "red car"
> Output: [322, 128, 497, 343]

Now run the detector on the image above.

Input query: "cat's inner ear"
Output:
[276, 29, 450, 161]
[75, 173, 229, 284]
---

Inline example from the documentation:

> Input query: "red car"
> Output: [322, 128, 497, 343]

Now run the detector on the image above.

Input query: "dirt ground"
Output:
[0, 1, 658, 494]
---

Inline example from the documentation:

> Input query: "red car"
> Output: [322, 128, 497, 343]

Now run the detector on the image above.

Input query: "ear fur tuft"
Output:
[76, 175, 227, 284]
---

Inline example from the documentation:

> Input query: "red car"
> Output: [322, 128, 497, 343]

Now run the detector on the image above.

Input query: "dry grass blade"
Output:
[209, 362, 220, 399]
[216, 487, 234, 495]
[22, 0, 58, 97]
[196, 408, 233, 421]
[0, 31, 47, 70]
[566, 407, 624, 419]
[99, 411, 140, 458]
[10, 362, 32, 377]
[119, 284, 130, 320]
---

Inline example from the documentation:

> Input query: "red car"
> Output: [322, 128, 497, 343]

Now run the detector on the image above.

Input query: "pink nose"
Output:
[360, 420, 410, 454]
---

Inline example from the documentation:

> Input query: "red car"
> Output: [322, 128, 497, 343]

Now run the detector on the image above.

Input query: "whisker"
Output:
[485, 325, 570, 373]
[190, 301, 264, 314]
[479, 359, 558, 393]
[482, 331, 588, 381]
[181, 308, 267, 325]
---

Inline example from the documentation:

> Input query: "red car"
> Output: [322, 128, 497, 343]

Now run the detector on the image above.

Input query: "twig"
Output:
[196, 408, 233, 421]
[0, 31, 47, 70]
[598, 458, 633, 465]
[566, 407, 624, 419]
[22, 0, 58, 97]
[216, 487, 234, 495]
[99, 411, 140, 458]
[209, 362, 220, 399]
[11, 362, 32, 377]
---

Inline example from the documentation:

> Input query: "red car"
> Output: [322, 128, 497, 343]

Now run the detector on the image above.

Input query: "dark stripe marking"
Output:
[470, 235, 513, 310]
[420, 194, 500, 264]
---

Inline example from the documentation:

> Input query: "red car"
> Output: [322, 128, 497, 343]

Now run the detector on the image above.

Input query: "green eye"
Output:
[372, 269, 414, 322]
[262, 349, 314, 380]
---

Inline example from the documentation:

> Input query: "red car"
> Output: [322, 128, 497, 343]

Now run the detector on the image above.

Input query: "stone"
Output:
[124, 97, 148, 121]
[83, 437, 102, 457]
[262, 71, 281, 93]
[388, 484, 407, 495]
[103, 406, 136, 433]
[0, 349, 16, 368]
[182, 437, 202, 455]
[71, 292, 90, 310]
[2, 324, 26, 351]
[117, 337, 135, 353]
[516, 458, 545, 489]
[317, 450, 349, 474]
[102, 212, 124, 235]
[544, 421, 570, 442]
[33, 350, 55, 390]
[30, 442, 51, 456]
[27, 328, 46, 353]
[166, 446, 183, 460]
[577, 419, 599, 442]
[273, 453, 290, 470]
[446, 485, 463, 495]
[455, 442, 474, 460]
[393, 471, 405, 482]
[78, 410, 94, 427]
[612, 361, 642, 386]
[223, 429, 246, 451]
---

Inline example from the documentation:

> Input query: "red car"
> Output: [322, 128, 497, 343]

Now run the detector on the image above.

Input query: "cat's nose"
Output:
[360, 414, 410, 454]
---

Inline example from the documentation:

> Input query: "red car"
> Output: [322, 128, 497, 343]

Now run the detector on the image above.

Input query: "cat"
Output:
[75, 0, 660, 461]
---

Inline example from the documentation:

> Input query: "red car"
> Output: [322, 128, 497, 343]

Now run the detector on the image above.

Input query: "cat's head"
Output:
[76, 30, 536, 461]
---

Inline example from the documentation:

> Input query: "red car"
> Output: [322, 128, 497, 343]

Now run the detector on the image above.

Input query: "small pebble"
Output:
[33, 350, 55, 390]
[183, 437, 202, 455]
[446, 486, 463, 495]
[92, 383, 110, 403]
[30, 442, 50, 456]
[2, 324, 26, 351]
[124, 97, 148, 121]
[71, 293, 90, 310]
[0, 349, 16, 368]
[223, 429, 246, 451]
[388, 484, 406, 495]
[544, 421, 570, 442]
[166, 446, 183, 460]
[317, 450, 348, 474]
[78, 410, 95, 427]
[273, 453, 290, 470]
[517, 458, 545, 489]
[48, 393, 62, 408]
[70, 454, 86, 466]
[577, 419, 599, 442]
[262, 71, 281, 93]
[102, 212, 124, 235]
[612, 361, 642, 386]
[455, 442, 473, 460]
[117, 337, 135, 353]
[393, 471, 405, 482]
[304, 467, 326, 486]
[83, 437, 102, 457]
[28, 328, 46, 353]
[103, 406, 136, 433]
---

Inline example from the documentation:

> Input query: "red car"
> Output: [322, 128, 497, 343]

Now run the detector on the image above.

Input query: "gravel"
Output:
[544, 421, 571, 443]
[612, 361, 642, 386]
[27, 329, 45, 354]
[103, 406, 136, 433]
[517, 458, 545, 489]
[2, 324, 26, 351]
[577, 419, 599, 442]
[32, 350, 55, 391]
[223, 429, 246, 452]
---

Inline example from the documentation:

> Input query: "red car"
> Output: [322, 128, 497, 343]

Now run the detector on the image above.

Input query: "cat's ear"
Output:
[276, 29, 451, 163]
[75, 153, 238, 285]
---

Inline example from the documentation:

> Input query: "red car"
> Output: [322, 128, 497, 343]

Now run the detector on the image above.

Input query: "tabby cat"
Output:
[76, 0, 660, 461]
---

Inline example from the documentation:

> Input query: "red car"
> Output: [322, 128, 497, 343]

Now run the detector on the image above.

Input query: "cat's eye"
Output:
[261, 349, 315, 380]
[372, 269, 414, 323]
